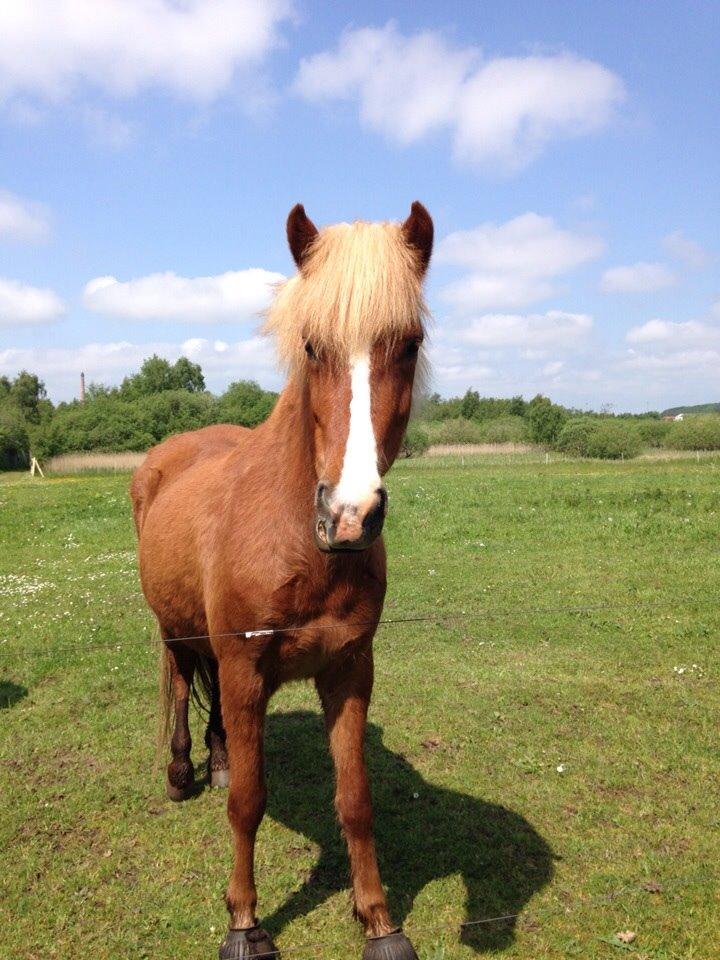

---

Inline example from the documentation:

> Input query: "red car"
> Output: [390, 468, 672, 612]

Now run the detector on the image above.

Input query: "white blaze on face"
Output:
[334, 351, 382, 508]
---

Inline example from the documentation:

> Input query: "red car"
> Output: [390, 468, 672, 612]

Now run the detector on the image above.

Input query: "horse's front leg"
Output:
[316, 645, 418, 960]
[217, 655, 278, 960]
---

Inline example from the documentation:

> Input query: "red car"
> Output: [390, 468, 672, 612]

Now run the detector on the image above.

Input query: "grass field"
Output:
[1, 455, 718, 960]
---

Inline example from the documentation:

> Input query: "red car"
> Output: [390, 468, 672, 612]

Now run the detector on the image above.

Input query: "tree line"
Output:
[2, 358, 719, 469]
[0, 357, 277, 469]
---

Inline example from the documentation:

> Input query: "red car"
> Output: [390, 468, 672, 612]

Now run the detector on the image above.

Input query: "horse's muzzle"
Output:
[314, 483, 387, 552]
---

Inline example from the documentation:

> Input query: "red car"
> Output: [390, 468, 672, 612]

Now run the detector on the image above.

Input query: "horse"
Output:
[131, 201, 434, 960]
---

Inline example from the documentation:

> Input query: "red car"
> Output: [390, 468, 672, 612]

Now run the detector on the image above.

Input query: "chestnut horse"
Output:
[131, 202, 433, 960]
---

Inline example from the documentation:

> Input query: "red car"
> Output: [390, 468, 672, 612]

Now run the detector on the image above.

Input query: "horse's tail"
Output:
[191, 653, 214, 718]
[155, 640, 214, 768]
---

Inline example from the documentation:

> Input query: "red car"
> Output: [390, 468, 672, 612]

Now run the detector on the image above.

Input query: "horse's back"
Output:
[130, 424, 249, 534]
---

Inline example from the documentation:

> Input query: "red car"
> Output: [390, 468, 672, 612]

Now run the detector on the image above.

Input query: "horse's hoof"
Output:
[363, 931, 418, 960]
[166, 779, 195, 802]
[211, 767, 230, 789]
[219, 926, 278, 959]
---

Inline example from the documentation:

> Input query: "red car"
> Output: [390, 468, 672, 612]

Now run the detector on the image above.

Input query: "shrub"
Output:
[555, 417, 600, 457]
[555, 417, 641, 459]
[399, 423, 430, 458]
[425, 418, 488, 445]
[663, 415, 720, 450]
[216, 380, 277, 427]
[0, 404, 30, 469]
[637, 419, 672, 447]
[480, 415, 529, 444]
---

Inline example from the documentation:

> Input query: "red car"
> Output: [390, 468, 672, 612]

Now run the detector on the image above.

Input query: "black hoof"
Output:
[363, 931, 418, 960]
[219, 926, 278, 959]
[166, 779, 195, 802]
[167, 760, 195, 801]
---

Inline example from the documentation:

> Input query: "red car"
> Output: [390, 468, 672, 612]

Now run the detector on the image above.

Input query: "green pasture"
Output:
[0, 455, 718, 959]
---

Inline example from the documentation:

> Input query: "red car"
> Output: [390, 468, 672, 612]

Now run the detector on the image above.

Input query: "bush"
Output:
[425, 418, 488, 445]
[663, 415, 720, 450]
[555, 418, 600, 457]
[480, 415, 529, 444]
[555, 417, 641, 459]
[399, 422, 430, 458]
[216, 380, 277, 427]
[0, 404, 30, 469]
[34, 391, 217, 458]
[637, 419, 672, 447]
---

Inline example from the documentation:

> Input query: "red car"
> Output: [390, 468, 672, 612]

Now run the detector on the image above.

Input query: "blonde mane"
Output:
[264, 220, 430, 370]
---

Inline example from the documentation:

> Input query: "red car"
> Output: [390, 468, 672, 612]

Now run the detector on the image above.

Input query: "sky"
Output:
[0, 0, 718, 412]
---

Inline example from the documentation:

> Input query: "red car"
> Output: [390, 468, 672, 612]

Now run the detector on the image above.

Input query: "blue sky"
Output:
[0, 0, 718, 411]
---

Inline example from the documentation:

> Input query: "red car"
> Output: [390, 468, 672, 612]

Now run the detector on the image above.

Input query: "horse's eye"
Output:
[305, 341, 317, 361]
[400, 338, 421, 361]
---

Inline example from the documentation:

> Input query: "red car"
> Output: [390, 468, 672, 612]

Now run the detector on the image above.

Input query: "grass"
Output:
[1, 454, 718, 960]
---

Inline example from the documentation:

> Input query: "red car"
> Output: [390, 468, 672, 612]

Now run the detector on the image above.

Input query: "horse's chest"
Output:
[215, 550, 386, 681]
[262, 576, 384, 681]
[268, 623, 365, 682]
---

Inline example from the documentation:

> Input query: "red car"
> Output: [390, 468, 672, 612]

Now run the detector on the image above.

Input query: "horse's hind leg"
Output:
[205, 658, 229, 788]
[164, 641, 197, 802]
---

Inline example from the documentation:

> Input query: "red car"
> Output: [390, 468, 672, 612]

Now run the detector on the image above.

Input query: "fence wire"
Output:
[1, 594, 719, 660]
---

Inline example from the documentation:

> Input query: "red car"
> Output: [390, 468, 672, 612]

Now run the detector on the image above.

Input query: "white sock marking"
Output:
[334, 352, 381, 507]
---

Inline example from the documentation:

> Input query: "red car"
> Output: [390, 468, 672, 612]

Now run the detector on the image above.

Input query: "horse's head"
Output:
[266, 202, 433, 552]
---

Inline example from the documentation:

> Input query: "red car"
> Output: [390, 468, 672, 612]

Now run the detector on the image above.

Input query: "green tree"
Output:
[172, 356, 206, 393]
[460, 389, 481, 420]
[216, 380, 277, 427]
[9, 371, 47, 424]
[120, 355, 205, 398]
[526, 394, 568, 444]
[0, 404, 30, 469]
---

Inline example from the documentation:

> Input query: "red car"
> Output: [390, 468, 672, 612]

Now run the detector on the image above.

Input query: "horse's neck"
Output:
[262, 376, 317, 514]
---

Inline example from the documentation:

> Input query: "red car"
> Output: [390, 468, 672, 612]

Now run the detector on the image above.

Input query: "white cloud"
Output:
[622, 349, 720, 372]
[0, 189, 50, 241]
[662, 231, 710, 270]
[295, 22, 625, 171]
[295, 24, 477, 144]
[0, 1, 293, 105]
[0, 277, 65, 326]
[622, 306, 720, 388]
[600, 262, 678, 293]
[542, 360, 564, 376]
[457, 310, 593, 349]
[0, 336, 278, 401]
[438, 213, 603, 311]
[427, 342, 494, 384]
[83, 268, 284, 323]
[626, 318, 720, 347]
[453, 54, 624, 170]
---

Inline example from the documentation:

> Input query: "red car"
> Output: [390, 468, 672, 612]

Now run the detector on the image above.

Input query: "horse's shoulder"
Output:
[130, 423, 251, 531]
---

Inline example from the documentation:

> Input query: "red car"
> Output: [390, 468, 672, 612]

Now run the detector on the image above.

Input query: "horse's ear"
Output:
[287, 204, 319, 268]
[402, 201, 434, 274]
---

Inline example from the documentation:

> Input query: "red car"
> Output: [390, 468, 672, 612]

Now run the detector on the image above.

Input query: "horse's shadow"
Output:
[0, 680, 28, 709]
[262, 711, 554, 952]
